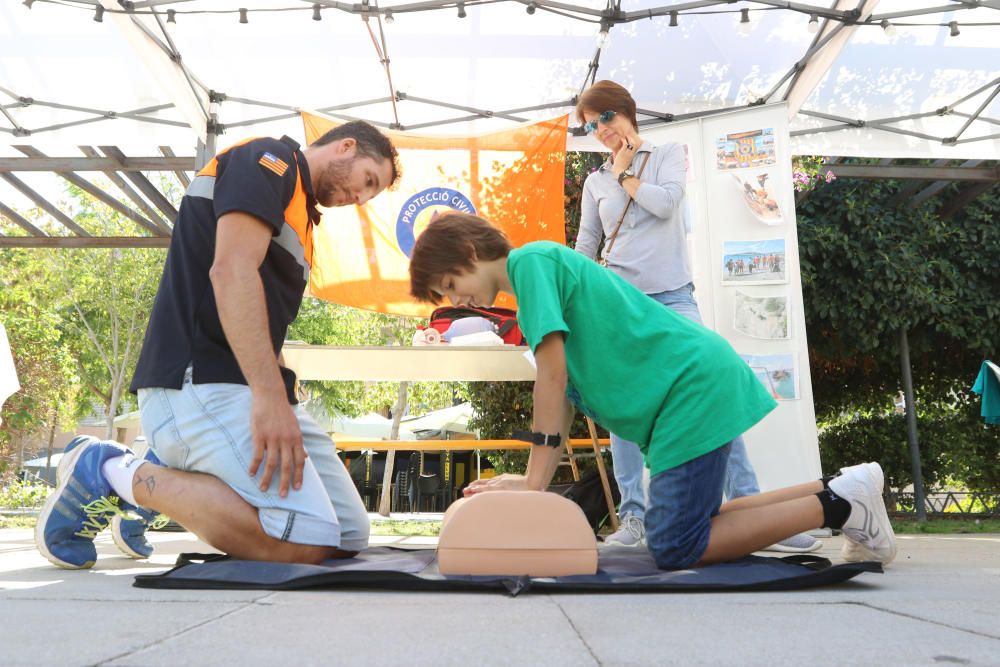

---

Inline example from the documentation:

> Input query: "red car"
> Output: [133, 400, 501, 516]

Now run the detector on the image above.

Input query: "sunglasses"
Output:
[583, 110, 616, 134]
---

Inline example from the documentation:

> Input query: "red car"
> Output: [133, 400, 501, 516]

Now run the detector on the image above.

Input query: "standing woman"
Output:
[574, 80, 818, 553]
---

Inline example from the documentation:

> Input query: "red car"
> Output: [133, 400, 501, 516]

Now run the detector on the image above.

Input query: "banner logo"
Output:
[396, 187, 476, 257]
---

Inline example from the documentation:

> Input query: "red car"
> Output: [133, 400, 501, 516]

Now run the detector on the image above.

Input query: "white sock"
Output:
[101, 454, 147, 507]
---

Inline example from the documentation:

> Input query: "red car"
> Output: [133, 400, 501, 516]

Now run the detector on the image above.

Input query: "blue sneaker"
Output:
[110, 448, 170, 559]
[35, 438, 135, 569]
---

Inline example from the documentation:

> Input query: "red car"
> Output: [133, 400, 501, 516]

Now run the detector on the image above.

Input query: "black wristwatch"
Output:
[617, 167, 635, 186]
[513, 429, 563, 448]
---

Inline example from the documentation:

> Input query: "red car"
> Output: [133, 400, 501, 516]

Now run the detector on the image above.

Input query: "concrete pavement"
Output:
[2, 528, 999, 666]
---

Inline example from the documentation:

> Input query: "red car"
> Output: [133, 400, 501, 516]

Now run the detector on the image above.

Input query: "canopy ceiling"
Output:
[1, 0, 998, 246]
[2, 0, 998, 154]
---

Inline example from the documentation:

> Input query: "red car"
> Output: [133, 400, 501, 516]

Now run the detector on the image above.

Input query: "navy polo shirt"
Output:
[130, 136, 321, 404]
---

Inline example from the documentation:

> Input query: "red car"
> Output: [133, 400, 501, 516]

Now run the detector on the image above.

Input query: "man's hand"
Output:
[463, 473, 532, 496]
[249, 391, 307, 498]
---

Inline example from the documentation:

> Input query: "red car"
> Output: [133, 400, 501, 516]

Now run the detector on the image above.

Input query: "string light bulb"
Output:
[239, 8, 248, 23]
[807, 14, 819, 34]
[457, 2, 466, 18]
[949, 21, 959, 37]
[385, 9, 394, 22]
[166, 8, 176, 23]
[93, 5, 104, 22]
[669, 11, 677, 27]
[526, 2, 536, 15]
[738, 8, 751, 35]
[880, 19, 896, 37]
[312, 4, 321, 20]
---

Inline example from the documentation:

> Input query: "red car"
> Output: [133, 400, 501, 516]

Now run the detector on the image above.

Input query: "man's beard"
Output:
[316, 156, 354, 207]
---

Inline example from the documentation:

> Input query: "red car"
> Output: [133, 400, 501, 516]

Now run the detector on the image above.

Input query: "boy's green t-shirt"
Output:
[507, 241, 777, 475]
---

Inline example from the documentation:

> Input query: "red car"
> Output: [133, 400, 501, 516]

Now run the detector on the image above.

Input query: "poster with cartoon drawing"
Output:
[715, 128, 776, 171]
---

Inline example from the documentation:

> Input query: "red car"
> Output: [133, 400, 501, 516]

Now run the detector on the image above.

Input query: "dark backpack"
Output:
[550, 468, 621, 533]
[428, 306, 526, 346]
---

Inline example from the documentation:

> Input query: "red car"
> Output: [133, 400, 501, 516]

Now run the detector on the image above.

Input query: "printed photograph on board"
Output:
[734, 289, 790, 339]
[739, 353, 799, 400]
[731, 171, 782, 224]
[722, 238, 787, 285]
[715, 128, 776, 170]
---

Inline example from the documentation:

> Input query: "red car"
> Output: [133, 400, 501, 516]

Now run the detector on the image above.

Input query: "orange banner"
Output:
[301, 111, 568, 317]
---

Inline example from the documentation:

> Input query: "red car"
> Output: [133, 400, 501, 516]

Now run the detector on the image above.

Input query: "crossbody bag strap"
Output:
[601, 152, 651, 266]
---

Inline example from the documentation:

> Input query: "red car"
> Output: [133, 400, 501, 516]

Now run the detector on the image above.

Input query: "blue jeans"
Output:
[609, 283, 760, 521]
[646, 443, 731, 569]
[137, 367, 370, 550]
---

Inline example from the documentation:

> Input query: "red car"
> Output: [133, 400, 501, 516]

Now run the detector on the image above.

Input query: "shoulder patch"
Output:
[258, 152, 289, 177]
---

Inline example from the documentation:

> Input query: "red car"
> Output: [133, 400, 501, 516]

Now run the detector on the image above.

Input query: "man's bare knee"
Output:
[268, 542, 357, 565]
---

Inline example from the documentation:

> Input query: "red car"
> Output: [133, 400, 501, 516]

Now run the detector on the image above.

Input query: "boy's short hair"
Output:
[409, 212, 512, 304]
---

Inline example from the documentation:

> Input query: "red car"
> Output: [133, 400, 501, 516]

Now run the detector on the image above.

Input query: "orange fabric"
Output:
[301, 111, 568, 317]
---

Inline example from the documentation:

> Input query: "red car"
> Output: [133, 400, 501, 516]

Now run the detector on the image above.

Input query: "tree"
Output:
[43, 186, 168, 437]
[0, 246, 78, 476]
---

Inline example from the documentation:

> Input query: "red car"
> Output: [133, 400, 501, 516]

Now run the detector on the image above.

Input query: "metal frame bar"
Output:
[949, 84, 1000, 142]
[78, 146, 173, 231]
[824, 162, 997, 182]
[909, 159, 984, 207]
[50, 0, 988, 23]
[886, 159, 952, 207]
[12, 146, 169, 237]
[0, 156, 193, 171]
[939, 181, 998, 218]
[763, 22, 847, 103]
[0, 236, 172, 248]
[158, 146, 191, 188]
[0, 201, 47, 237]
[0, 172, 92, 237]
[98, 146, 180, 222]
[397, 94, 528, 123]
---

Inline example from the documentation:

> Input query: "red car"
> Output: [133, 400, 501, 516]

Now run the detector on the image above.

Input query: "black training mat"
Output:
[133, 546, 881, 595]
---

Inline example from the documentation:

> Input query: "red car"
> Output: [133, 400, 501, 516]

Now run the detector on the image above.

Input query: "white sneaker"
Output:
[763, 532, 822, 553]
[829, 462, 897, 564]
[839, 462, 885, 492]
[841, 538, 882, 563]
[604, 514, 646, 547]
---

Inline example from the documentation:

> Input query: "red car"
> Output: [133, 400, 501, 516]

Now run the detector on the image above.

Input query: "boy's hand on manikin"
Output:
[463, 473, 531, 496]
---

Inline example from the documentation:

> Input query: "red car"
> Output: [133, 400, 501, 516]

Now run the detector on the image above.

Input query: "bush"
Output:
[0, 479, 51, 511]
[818, 390, 1000, 492]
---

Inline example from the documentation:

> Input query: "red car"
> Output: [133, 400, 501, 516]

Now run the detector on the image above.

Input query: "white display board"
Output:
[641, 102, 823, 491]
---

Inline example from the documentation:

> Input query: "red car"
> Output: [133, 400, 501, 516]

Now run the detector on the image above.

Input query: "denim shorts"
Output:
[137, 368, 369, 550]
[645, 443, 731, 570]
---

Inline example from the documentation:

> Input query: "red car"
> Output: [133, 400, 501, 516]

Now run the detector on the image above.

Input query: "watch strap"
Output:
[512, 429, 563, 448]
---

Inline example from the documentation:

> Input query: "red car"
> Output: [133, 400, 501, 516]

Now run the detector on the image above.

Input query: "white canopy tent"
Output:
[1, 0, 997, 158]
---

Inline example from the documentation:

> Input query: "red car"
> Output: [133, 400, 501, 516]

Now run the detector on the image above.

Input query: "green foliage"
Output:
[564, 151, 606, 249]
[0, 479, 50, 510]
[1, 178, 173, 471]
[0, 245, 79, 475]
[817, 393, 1000, 492]
[798, 165, 1000, 490]
[288, 298, 454, 419]
[891, 518, 1000, 534]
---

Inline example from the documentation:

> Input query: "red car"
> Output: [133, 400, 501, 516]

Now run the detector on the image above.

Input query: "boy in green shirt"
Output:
[409, 213, 896, 569]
